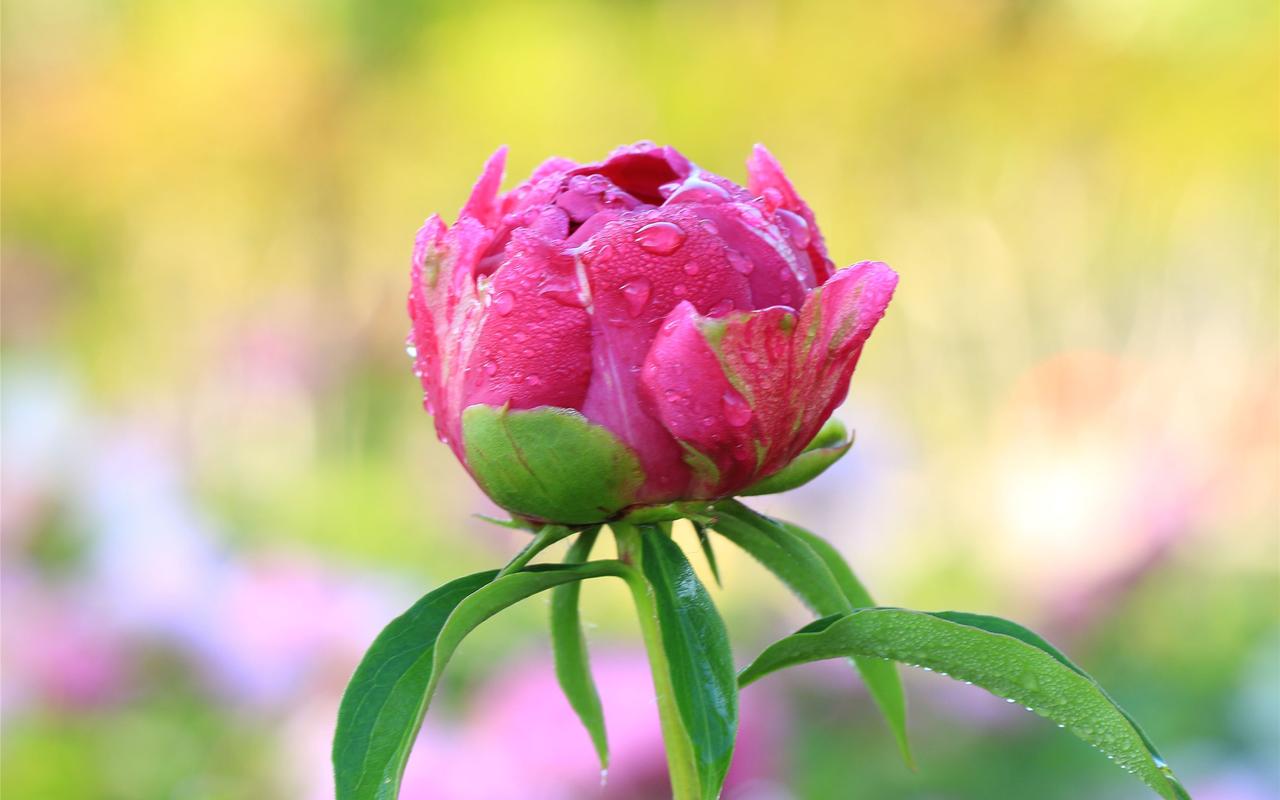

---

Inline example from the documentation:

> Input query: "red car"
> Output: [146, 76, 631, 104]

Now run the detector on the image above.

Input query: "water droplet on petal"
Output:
[620, 278, 652, 317]
[635, 221, 686, 255]
[674, 284, 687, 297]
[483, 361, 498, 376]
[722, 392, 752, 427]
[727, 249, 754, 275]
[777, 209, 812, 248]
[666, 175, 731, 204]
[405, 343, 418, 359]
[762, 187, 785, 211]
[683, 262, 701, 276]
[710, 298, 735, 316]
[738, 205, 767, 227]
[591, 243, 615, 264]
[493, 291, 515, 315]
[701, 416, 715, 427]
[525, 374, 542, 386]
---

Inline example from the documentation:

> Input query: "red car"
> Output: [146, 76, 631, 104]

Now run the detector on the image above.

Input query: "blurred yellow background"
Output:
[3, 1, 1277, 798]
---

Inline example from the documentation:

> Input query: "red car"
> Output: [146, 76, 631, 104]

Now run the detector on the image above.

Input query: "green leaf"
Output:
[738, 609, 1190, 800]
[740, 419, 853, 496]
[693, 522, 723, 588]
[334, 562, 633, 800]
[333, 570, 495, 800]
[461, 404, 644, 524]
[710, 501, 912, 767]
[780, 517, 911, 766]
[639, 531, 738, 800]
[550, 530, 608, 770]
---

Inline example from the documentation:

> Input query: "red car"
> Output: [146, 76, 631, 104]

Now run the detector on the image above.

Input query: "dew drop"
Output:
[492, 291, 515, 316]
[620, 278, 652, 316]
[674, 284, 687, 297]
[525, 374, 542, 386]
[777, 209, 812, 248]
[1057, 724, 1066, 729]
[634, 221, 686, 255]
[710, 298, 736, 316]
[727, 249, 754, 275]
[1005, 698, 1017, 704]
[738, 205, 767, 228]
[762, 187, 785, 211]
[405, 343, 418, 359]
[701, 416, 715, 427]
[683, 262, 701, 276]
[722, 392, 753, 427]
[483, 361, 498, 376]
[667, 175, 732, 204]
[593, 243, 615, 264]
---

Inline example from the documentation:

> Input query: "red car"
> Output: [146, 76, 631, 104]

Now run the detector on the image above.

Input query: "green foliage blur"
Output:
[3, 0, 1276, 798]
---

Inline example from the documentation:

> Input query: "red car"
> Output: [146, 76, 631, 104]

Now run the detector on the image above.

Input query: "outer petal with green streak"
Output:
[640, 262, 896, 498]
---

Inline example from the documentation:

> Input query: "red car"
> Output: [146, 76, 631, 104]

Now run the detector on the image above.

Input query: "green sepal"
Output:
[740, 419, 854, 496]
[462, 404, 644, 524]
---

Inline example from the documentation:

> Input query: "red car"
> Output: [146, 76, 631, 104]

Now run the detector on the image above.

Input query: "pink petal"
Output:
[641, 262, 897, 497]
[460, 146, 508, 227]
[462, 230, 593, 413]
[747, 144, 835, 284]
[574, 205, 758, 500]
[571, 141, 693, 205]
[408, 215, 496, 451]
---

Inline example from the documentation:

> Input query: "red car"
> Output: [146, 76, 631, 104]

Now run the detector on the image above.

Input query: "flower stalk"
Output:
[613, 522, 702, 800]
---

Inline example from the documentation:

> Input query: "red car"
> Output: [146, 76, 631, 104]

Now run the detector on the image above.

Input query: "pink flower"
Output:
[408, 142, 896, 523]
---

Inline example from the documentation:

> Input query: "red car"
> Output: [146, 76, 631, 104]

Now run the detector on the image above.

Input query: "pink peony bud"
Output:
[408, 142, 896, 523]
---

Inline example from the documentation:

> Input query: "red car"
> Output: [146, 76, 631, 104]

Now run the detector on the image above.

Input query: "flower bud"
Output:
[408, 142, 896, 523]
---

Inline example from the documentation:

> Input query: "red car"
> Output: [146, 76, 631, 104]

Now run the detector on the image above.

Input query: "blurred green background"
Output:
[3, 0, 1277, 798]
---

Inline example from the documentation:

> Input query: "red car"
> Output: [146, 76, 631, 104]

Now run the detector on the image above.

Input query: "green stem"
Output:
[496, 524, 575, 577]
[613, 522, 701, 800]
